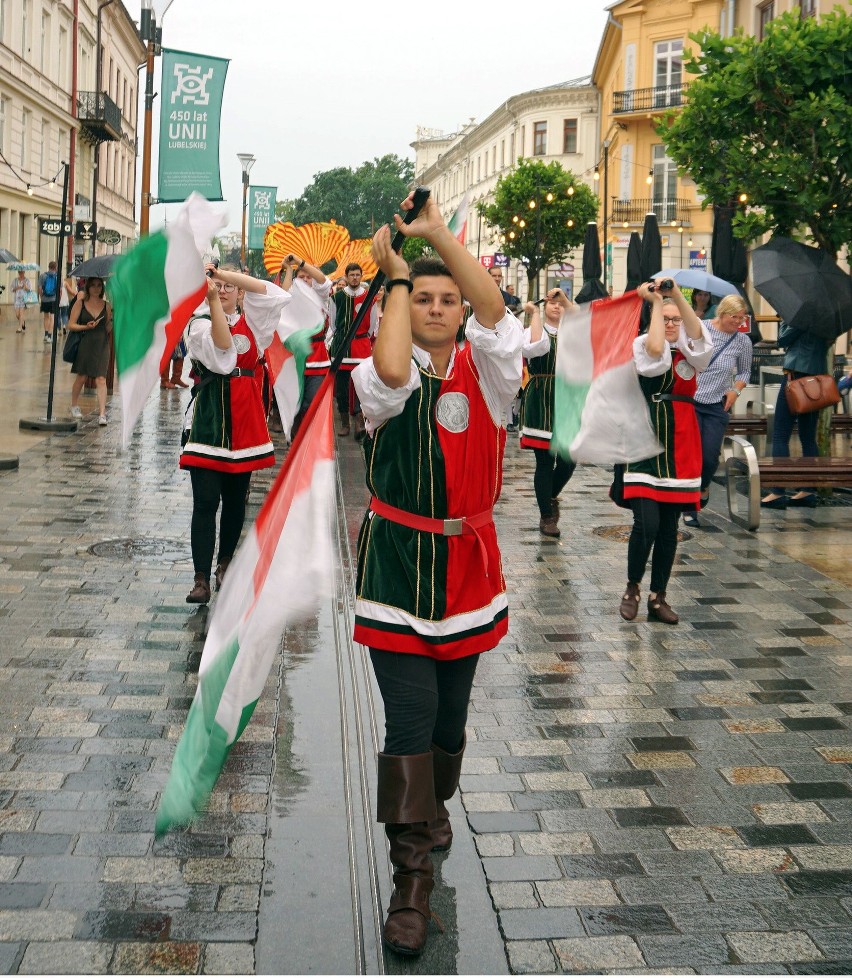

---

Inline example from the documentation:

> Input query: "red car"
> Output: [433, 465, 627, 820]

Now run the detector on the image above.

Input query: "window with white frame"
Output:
[58, 27, 67, 88]
[651, 144, 678, 222]
[21, 0, 29, 58]
[798, 0, 816, 16]
[758, 1, 775, 38]
[654, 40, 683, 106]
[0, 97, 6, 155]
[41, 12, 49, 74]
[21, 108, 30, 168]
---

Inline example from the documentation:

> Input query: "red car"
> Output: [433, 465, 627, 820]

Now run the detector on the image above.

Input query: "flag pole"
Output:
[327, 186, 430, 377]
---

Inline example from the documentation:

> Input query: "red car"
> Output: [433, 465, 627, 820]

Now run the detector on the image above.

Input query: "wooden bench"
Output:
[724, 435, 852, 530]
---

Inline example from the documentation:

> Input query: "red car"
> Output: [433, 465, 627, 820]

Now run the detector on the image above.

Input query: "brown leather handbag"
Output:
[784, 373, 841, 414]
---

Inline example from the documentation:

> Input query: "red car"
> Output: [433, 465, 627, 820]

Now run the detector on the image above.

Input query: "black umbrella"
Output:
[574, 222, 608, 303]
[625, 231, 642, 292]
[752, 237, 852, 342]
[639, 212, 662, 284]
[72, 254, 119, 279]
[712, 203, 759, 340]
[0, 248, 20, 263]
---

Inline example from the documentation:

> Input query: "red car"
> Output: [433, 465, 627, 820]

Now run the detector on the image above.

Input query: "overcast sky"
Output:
[124, 1, 611, 232]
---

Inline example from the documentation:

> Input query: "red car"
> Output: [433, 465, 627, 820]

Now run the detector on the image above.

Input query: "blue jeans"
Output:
[769, 372, 818, 493]
[694, 400, 731, 494]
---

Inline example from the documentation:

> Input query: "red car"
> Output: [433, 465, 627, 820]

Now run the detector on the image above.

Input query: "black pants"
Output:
[694, 400, 731, 493]
[627, 497, 681, 593]
[369, 649, 479, 755]
[533, 448, 576, 517]
[189, 468, 252, 578]
[334, 371, 360, 417]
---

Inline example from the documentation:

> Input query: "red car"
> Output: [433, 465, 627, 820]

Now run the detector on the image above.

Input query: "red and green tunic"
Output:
[354, 346, 509, 659]
[180, 314, 274, 474]
[520, 324, 558, 450]
[623, 349, 702, 507]
[328, 287, 373, 371]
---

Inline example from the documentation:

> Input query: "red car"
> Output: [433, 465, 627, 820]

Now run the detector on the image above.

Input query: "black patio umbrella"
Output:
[625, 231, 642, 292]
[72, 254, 119, 279]
[752, 237, 852, 342]
[638, 212, 662, 284]
[0, 248, 20, 263]
[712, 203, 759, 341]
[574, 222, 608, 303]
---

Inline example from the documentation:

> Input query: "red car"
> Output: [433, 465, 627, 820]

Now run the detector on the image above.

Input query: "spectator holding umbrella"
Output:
[12, 269, 30, 332]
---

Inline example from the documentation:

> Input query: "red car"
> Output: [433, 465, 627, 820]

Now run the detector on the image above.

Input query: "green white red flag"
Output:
[110, 193, 225, 447]
[447, 192, 470, 245]
[551, 293, 661, 463]
[156, 377, 336, 835]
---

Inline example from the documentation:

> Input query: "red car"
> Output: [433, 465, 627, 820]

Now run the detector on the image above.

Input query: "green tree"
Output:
[478, 159, 599, 296]
[659, 8, 852, 257]
[274, 198, 297, 223]
[292, 154, 414, 238]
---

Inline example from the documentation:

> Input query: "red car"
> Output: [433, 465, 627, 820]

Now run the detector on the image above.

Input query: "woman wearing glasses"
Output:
[685, 295, 753, 527]
[618, 281, 712, 625]
[180, 263, 289, 604]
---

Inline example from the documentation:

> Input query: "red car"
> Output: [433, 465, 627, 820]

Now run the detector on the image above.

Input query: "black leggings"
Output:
[627, 497, 681, 594]
[189, 468, 252, 578]
[533, 448, 575, 518]
[369, 649, 479, 755]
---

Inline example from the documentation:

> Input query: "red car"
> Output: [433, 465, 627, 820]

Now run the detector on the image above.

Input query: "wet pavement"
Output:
[0, 336, 851, 974]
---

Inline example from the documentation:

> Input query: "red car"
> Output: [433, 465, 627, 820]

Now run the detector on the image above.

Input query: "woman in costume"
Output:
[520, 290, 576, 537]
[618, 280, 712, 625]
[180, 263, 289, 604]
[68, 277, 113, 425]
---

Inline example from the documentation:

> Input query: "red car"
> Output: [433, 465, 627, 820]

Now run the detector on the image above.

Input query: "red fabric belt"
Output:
[369, 497, 494, 576]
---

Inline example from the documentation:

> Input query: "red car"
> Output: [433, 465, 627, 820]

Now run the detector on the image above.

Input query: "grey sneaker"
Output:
[98, 415, 107, 426]
[70, 406, 82, 419]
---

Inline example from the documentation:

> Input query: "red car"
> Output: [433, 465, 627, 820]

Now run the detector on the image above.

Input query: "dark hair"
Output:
[410, 256, 454, 283]
[345, 263, 362, 275]
[84, 277, 105, 298]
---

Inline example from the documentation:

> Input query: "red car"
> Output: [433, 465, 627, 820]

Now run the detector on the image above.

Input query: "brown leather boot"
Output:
[214, 558, 231, 591]
[354, 411, 366, 442]
[338, 411, 350, 437]
[377, 752, 437, 957]
[429, 736, 465, 852]
[619, 582, 640, 621]
[186, 572, 210, 604]
[648, 591, 679, 624]
[171, 358, 189, 388]
[539, 515, 560, 537]
[550, 498, 560, 521]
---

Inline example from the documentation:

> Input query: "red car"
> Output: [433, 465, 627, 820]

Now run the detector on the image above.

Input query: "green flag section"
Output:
[110, 193, 225, 447]
[551, 293, 661, 464]
[156, 380, 337, 836]
[158, 48, 229, 203]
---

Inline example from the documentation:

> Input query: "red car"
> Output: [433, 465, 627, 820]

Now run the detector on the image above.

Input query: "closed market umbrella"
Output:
[639, 212, 662, 285]
[625, 231, 642, 292]
[711, 203, 758, 339]
[752, 237, 852, 342]
[574, 222, 608, 303]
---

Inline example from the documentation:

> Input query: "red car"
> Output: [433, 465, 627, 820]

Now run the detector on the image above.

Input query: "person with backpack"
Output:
[38, 260, 59, 343]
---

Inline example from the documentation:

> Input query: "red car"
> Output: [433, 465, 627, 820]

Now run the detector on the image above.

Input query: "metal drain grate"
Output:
[593, 525, 692, 543]
[89, 538, 192, 562]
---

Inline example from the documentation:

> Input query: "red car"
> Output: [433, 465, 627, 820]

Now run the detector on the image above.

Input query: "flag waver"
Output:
[552, 293, 661, 464]
[111, 193, 225, 446]
[156, 378, 336, 835]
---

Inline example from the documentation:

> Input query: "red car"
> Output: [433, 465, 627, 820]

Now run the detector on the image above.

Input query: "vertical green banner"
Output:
[158, 48, 229, 203]
[248, 186, 277, 250]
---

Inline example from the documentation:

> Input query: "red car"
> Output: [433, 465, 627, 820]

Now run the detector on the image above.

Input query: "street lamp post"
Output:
[237, 153, 256, 268]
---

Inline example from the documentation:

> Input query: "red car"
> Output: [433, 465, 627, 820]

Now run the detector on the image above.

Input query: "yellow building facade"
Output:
[593, 0, 724, 293]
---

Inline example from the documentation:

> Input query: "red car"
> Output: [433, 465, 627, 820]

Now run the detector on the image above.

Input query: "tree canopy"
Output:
[290, 154, 415, 239]
[660, 8, 852, 256]
[478, 159, 599, 288]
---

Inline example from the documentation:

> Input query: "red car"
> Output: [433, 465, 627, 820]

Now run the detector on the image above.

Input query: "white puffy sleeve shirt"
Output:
[185, 281, 290, 375]
[632, 322, 714, 378]
[353, 310, 523, 434]
[522, 322, 558, 359]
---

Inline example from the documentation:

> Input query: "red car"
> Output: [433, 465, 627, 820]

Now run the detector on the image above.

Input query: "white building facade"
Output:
[411, 77, 600, 300]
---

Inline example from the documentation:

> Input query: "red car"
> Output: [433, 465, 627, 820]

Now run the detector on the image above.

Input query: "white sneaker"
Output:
[70, 406, 82, 419]
[98, 415, 107, 426]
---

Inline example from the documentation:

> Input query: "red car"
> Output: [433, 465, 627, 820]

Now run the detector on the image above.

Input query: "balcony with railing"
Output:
[77, 91, 123, 143]
[611, 198, 691, 226]
[613, 83, 686, 114]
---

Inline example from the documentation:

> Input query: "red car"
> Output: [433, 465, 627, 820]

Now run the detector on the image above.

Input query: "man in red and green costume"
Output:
[327, 262, 374, 440]
[352, 193, 522, 957]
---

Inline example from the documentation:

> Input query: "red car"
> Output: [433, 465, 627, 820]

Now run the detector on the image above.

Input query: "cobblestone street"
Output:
[0, 338, 851, 973]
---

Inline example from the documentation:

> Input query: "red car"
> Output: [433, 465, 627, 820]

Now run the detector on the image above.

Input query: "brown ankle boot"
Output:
[429, 736, 465, 852]
[377, 752, 437, 957]
[619, 582, 640, 621]
[648, 591, 679, 624]
[539, 515, 560, 537]
[186, 573, 210, 604]
[214, 558, 231, 591]
[338, 411, 350, 436]
[171, 358, 189, 387]
[354, 411, 366, 442]
[550, 498, 560, 521]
